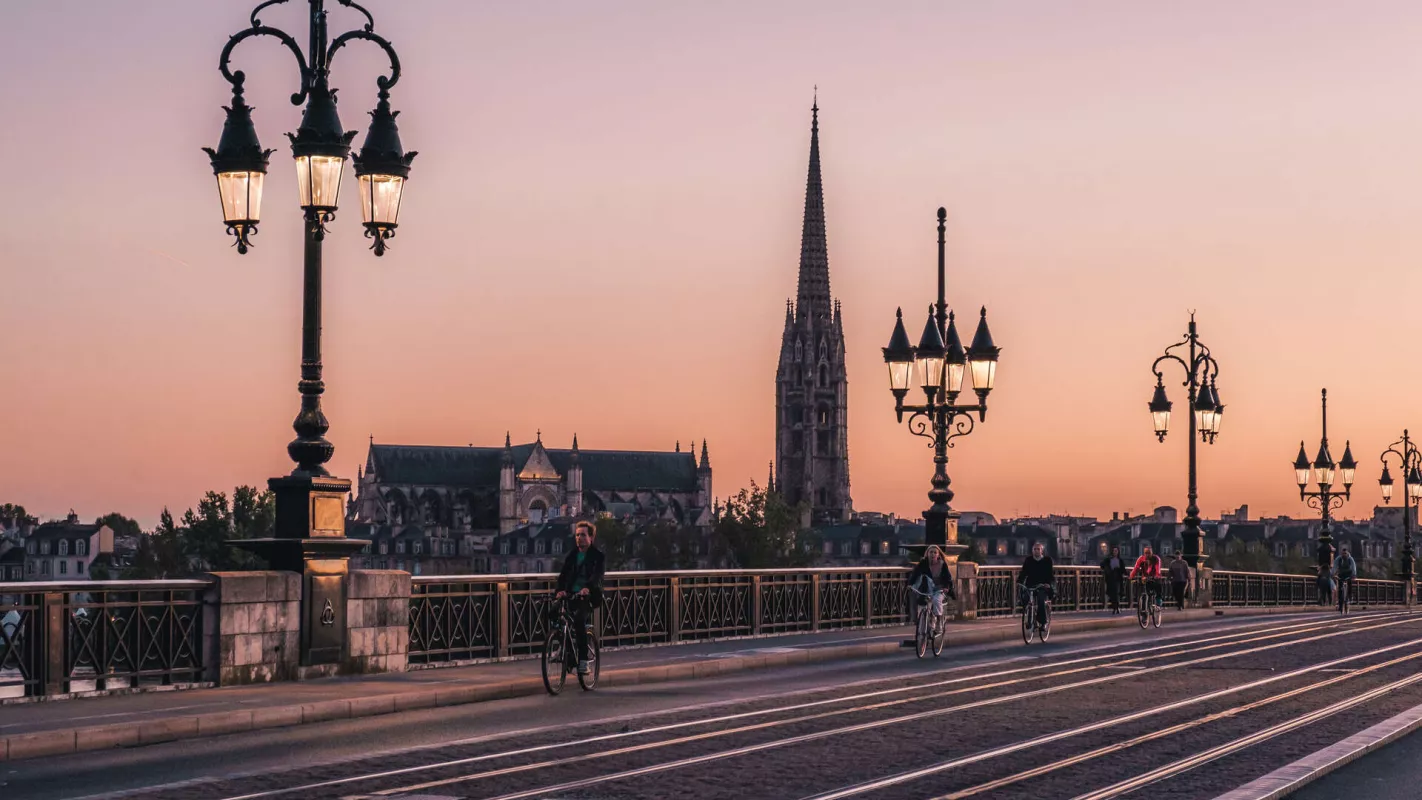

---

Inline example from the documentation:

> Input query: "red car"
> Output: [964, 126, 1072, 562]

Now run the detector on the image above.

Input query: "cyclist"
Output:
[1331, 546, 1358, 609]
[1018, 542, 1055, 630]
[1129, 545, 1163, 612]
[554, 520, 605, 675]
[908, 545, 957, 633]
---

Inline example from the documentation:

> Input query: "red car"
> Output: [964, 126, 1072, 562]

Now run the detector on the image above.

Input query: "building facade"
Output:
[775, 100, 852, 526]
[16, 514, 114, 580]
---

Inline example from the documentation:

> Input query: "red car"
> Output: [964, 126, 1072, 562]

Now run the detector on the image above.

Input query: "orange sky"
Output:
[4, 1, 1422, 527]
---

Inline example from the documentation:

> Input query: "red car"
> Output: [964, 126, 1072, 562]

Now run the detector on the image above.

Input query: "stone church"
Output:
[775, 100, 853, 525]
[351, 434, 713, 537]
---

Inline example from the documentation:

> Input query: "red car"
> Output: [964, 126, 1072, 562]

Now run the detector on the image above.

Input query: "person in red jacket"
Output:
[1128, 546, 1163, 610]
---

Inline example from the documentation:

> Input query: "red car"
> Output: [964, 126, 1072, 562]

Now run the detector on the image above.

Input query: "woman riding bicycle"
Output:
[908, 545, 957, 628]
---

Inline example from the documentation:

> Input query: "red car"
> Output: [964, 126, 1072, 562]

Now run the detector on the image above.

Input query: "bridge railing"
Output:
[408, 568, 913, 665]
[0, 580, 210, 698]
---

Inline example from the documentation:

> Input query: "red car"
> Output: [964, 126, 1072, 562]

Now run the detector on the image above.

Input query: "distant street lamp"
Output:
[1378, 430, 1420, 583]
[882, 208, 1000, 551]
[203, 0, 416, 666]
[1292, 389, 1354, 572]
[1147, 314, 1223, 570]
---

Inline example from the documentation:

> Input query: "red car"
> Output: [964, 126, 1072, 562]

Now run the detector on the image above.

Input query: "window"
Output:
[1099, 541, 1108, 554]
[518, 540, 528, 555]
[818, 364, 828, 385]
[552, 539, 563, 555]
[26, 542, 35, 555]
[58, 561, 67, 575]
[41, 561, 50, 575]
[860, 541, 870, 555]
[26, 562, 34, 574]
[379, 541, 388, 555]
[40, 541, 50, 555]
[413, 541, 422, 555]
[1275, 543, 1286, 558]
[1015, 541, 1027, 556]
[76, 561, 84, 574]
[396, 560, 404, 571]
[791, 431, 804, 453]
[1160, 542, 1171, 555]
[996, 541, 1007, 556]
[817, 430, 832, 454]
[823, 541, 833, 555]
[500, 540, 510, 555]
[817, 407, 830, 426]
[795, 340, 803, 361]
[880, 540, 890, 555]
[76, 538, 87, 556]
[535, 540, 545, 555]
[59, 540, 69, 556]
[840, 541, 851, 556]
[396, 541, 406, 554]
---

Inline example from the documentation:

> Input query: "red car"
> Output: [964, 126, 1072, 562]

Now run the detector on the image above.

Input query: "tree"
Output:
[595, 516, 631, 570]
[0, 503, 30, 525]
[95, 512, 141, 540]
[641, 520, 700, 571]
[712, 481, 815, 569]
[122, 508, 185, 579]
[957, 532, 987, 565]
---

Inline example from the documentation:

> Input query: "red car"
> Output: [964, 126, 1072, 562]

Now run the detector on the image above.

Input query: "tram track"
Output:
[211, 612, 1391, 800]
[362, 613, 1419, 799]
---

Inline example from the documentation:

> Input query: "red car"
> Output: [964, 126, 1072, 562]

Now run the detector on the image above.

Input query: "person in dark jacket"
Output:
[555, 520, 605, 674]
[907, 545, 957, 630]
[1018, 542, 1056, 625]
[1167, 553, 1190, 611]
[1100, 545, 1128, 614]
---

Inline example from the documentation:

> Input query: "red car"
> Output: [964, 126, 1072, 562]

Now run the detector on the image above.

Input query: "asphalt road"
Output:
[9, 610, 1422, 800]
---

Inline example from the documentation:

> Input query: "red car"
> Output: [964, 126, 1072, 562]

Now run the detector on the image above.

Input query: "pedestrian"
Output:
[1315, 564, 1334, 606]
[1100, 545, 1127, 614]
[1167, 553, 1190, 611]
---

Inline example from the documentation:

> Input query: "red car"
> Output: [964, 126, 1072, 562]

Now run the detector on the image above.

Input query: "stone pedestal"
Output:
[204, 572, 301, 685]
[955, 560, 979, 620]
[346, 571, 411, 674]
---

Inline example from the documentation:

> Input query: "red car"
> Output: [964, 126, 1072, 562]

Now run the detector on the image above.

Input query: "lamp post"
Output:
[1147, 314, 1223, 570]
[1378, 430, 1419, 587]
[1292, 389, 1354, 573]
[203, 0, 416, 666]
[882, 208, 1000, 554]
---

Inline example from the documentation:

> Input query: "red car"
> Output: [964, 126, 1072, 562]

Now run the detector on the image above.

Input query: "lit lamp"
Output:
[1294, 442, 1312, 491]
[1193, 386, 1218, 438]
[967, 306, 1000, 414]
[944, 311, 967, 397]
[1339, 442, 1357, 489]
[1313, 442, 1335, 487]
[1408, 465, 1422, 501]
[351, 89, 417, 256]
[1149, 380, 1173, 442]
[915, 306, 946, 401]
[882, 308, 915, 419]
[203, 78, 273, 254]
[1381, 464, 1395, 503]
[1207, 383, 1224, 437]
[288, 79, 356, 215]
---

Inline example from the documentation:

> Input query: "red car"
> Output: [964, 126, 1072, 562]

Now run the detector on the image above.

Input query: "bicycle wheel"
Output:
[916, 608, 930, 658]
[541, 627, 567, 696]
[1022, 601, 1035, 644]
[1137, 593, 1149, 629]
[931, 614, 947, 657]
[1040, 605, 1052, 642]
[1151, 601, 1162, 628]
[578, 634, 600, 691]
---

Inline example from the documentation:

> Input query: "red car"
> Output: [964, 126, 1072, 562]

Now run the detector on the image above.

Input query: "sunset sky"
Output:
[5, 1, 1422, 528]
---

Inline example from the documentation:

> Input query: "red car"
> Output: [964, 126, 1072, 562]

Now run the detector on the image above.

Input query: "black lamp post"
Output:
[1147, 314, 1223, 570]
[1292, 389, 1354, 573]
[204, 0, 416, 666]
[1378, 430, 1420, 585]
[882, 208, 1000, 554]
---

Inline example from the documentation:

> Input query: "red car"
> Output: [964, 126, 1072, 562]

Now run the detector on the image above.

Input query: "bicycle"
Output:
[1337, 577, 1352, 615]
[908, 576, 948, 658]
[1020, 584, 1052, 644]
[1134, 578, 1162, 629]
[541, 595, 600, 695]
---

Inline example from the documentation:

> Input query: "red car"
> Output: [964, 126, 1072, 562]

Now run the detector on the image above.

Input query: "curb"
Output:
[0, 605, 1331, 762]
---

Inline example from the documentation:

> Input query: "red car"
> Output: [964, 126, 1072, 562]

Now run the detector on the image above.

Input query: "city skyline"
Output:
[6, 2, 1422, 528]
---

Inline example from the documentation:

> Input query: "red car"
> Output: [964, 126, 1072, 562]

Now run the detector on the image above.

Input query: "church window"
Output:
[795, 340, 803, 361]
[529, 500, 547, 524]
[818, 364, 828, 385]
[817, 407, 830, 426]
[59, 540, 69, 556]
[76, 539, 86, 556]
[819, 339, 827, 361]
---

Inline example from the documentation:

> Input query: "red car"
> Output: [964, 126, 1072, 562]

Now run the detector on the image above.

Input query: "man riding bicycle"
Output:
[908, 545, 957, 632]
[1018, 542, 1055, 629]
[554, 520, 605, 675]
[1129, 545, 1163, 610]
[1331, 545, 1358, 608]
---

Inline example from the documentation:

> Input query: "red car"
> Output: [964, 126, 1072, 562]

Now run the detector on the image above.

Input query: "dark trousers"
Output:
[570, 597, 594, 661]
[1171, 581, 1187, 610]
[1105, 579, 1123, 611]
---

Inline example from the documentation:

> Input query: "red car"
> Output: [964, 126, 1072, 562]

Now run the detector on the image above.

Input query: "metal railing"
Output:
[0, 580, 209, 698]
[409, 568, 912, 664]
[1211, 571, 1315, 607]
[979, 566, 1118, 618]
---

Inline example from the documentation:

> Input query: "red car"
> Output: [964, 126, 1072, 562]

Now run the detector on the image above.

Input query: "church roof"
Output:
[368, 443, 698, 492]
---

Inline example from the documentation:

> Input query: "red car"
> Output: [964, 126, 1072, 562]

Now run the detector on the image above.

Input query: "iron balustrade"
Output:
[408, 568, 913, 664]
[0, 580, 209, 698]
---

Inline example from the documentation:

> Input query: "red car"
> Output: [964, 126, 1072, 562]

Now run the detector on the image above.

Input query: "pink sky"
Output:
[4, 1, 1422, 527]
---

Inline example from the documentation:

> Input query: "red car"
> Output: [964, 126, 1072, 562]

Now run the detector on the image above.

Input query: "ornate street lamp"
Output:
[882, 208, 1000, 552]
[1293, 389, 1352, 573]
[203, 0, 416, 667]
[1380, 430, 1420, 583]
[1147, 314, 1222, 570]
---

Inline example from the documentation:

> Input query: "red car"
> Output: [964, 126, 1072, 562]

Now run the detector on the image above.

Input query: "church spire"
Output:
[795, 94, 831, 321]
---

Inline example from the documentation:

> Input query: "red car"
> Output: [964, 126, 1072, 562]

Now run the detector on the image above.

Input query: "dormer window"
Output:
[76, 539, 87, 556]
[59, 540, 69, 556]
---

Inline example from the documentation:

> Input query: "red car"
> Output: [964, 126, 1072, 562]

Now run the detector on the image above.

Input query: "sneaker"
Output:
[578, 660, 590, 675]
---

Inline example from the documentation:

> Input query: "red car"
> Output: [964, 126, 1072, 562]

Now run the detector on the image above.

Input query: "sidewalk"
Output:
[0, 605, 1319, 761]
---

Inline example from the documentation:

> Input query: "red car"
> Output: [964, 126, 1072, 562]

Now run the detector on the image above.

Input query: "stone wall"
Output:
[346, 570, 411, 674]
[206, 571, 300, 685]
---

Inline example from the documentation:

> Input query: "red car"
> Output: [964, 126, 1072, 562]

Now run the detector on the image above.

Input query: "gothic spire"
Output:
[795, 95, 832, 321]
[700, 440, 710, 469]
